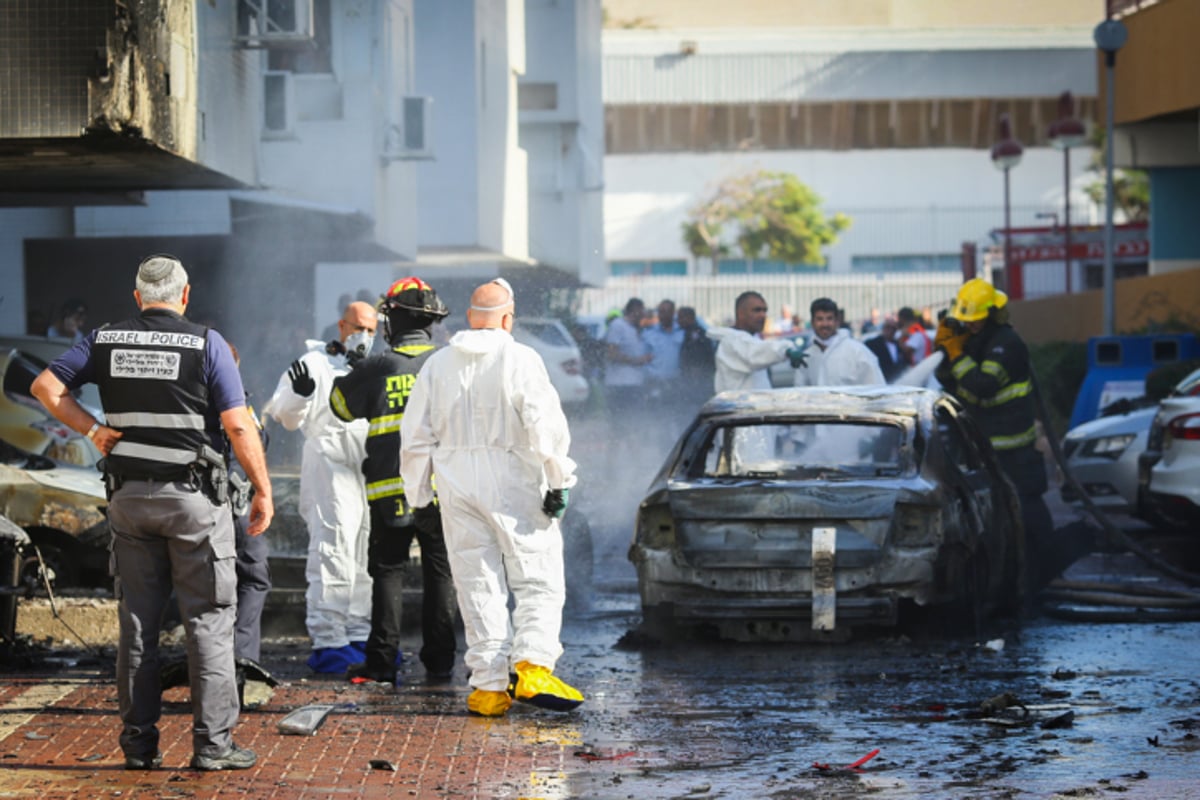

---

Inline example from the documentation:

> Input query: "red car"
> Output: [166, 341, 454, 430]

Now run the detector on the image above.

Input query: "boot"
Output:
[509, 661, 583, 711]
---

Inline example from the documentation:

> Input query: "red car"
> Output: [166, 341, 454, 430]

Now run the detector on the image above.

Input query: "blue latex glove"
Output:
[786, 339, 810, 369]
[542, 488, 569, 519]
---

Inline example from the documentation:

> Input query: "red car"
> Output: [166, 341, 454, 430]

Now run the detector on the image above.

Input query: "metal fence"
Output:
[573, 273, 966, 329]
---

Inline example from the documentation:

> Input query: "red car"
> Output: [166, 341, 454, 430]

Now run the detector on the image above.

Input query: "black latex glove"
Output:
[413, 504, 443, 536]
[287, 359, 315, 397]
[542, 488, 569, 519]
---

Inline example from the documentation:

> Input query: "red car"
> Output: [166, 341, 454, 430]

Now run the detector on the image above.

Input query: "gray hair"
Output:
[136, 256, 188, 304]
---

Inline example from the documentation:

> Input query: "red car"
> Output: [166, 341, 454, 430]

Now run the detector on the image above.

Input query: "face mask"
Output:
[344, 331, 375, 360]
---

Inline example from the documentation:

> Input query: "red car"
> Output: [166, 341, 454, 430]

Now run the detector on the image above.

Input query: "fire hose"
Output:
[1029, 368, 1200, 620]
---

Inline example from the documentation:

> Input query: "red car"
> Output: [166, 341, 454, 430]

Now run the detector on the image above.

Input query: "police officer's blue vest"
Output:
[93, 309, 211, 480]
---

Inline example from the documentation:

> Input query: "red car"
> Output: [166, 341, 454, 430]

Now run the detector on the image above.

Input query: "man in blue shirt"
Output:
[643, 299, 685, 388]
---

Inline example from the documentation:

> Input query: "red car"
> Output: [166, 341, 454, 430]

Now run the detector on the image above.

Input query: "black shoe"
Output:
[425, 664, 454, 681]
[346, 662, 396, 684]
[124, 752, 163, 770]
[190, 744, 257, 771]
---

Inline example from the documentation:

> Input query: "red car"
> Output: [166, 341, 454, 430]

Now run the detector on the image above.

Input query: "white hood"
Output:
[449, 328, 512, 356]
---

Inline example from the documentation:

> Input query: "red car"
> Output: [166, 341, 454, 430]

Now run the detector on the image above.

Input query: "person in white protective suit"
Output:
[400, 279, 583, 718]
[708, 291, 809, 394]
[264, 301, 376, 674]
[793, 297, 885, 387]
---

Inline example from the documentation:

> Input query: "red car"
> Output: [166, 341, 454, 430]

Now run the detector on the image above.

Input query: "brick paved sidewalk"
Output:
[0, 655, 605, 800]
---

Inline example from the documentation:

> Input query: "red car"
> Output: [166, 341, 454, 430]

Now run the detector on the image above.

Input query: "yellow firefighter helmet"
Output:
[950, 278, 1008, 322]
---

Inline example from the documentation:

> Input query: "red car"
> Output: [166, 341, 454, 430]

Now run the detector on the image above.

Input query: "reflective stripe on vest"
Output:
[110, 440, 197, 465]
[329, 386, 353, 422]
[980, 359, 1011, 386]
[990, 424, 1038, 451]
[368, 413, 403, 437]
[978, 378, 1032, 408]
[951, 355, 976, 380]
[366, 476, 405, 501]
[105, 411, 206, 430]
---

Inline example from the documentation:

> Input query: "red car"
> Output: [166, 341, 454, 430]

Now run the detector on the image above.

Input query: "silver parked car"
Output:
[1060, 403, 1157, 515]
[630, 386, 1022, 641]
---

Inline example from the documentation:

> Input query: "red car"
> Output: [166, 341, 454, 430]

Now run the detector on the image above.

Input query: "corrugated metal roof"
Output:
[603, 28, 1097, 104]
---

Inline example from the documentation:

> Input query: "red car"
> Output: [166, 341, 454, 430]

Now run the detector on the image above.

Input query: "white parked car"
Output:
[1147, 367, 1200, 527]
[512, 317, 590, 408]
[1060, 403, 1157, 515]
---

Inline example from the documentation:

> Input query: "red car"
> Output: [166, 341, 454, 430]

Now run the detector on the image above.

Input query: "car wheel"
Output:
[20, 538, 80, 591]
[1, 536, 22, 644]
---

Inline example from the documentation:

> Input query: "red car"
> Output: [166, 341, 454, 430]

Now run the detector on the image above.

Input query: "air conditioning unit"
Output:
[236, 0, 314, 48]
[382, 96, 434, 161]
[262, 71, 295, 138]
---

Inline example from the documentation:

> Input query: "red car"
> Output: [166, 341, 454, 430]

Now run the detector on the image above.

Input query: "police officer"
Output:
[330, 278, 457, 684]
[934, 278, 1054, 586]
[31, 256, 273, 772]
[224, 343, 271, 668]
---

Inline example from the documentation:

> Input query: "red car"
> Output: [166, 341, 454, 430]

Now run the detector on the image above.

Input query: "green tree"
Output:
[681, 170, 850, 270]
[1085, 127, 1149, 222]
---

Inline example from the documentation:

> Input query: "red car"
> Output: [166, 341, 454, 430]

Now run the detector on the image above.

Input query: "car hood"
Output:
[24, 466, 106, 500]
[1065, 404, 1157, 442]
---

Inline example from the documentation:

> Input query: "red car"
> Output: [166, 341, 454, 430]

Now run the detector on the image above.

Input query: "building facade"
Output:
[0, 0, 604, 395]
[597, 0, 1104, 321]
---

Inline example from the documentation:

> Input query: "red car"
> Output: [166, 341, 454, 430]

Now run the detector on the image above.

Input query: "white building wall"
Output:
[481, 0, 528, 259]
[258, 0, 419, 257]
[194, 0, 259, 185]
[604, 148, 1094, 273]
[522, 0, 606, 285]
[414, 0, 480, 248]
[73, 191, 232, 238]
[0, 209, 74, 335]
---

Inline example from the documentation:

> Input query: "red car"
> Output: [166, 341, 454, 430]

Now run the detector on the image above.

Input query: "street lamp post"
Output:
[1049, 91, 1087, 294]
[1095, 18, 1128, 335]
[991, 113, 1024, 293]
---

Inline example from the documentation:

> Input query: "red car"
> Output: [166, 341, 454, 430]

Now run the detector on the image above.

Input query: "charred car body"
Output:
[630, 386, 1022, 641]
[0, 343, 109, 589]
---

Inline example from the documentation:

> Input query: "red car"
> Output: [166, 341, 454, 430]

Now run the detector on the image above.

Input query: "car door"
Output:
[934, 403, 995, 544]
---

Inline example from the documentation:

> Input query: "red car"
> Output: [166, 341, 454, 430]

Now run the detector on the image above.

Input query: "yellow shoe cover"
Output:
[511, 661, 584, 711]
[467, 689, 513, 717]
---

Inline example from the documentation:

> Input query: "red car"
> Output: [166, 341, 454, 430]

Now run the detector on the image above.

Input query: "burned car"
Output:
[629, 386, 1022, 641]
[0, 437, 108, 588]
[0, 343, 103, 469]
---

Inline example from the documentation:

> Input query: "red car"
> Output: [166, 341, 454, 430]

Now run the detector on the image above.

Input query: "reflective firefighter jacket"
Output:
[329, 330, 436, 523]
[935, 320, 1037, 453]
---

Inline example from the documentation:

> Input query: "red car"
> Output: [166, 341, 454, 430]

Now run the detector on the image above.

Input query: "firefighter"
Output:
[934, 278, 1054, 584]
[330, 278, 457, 684]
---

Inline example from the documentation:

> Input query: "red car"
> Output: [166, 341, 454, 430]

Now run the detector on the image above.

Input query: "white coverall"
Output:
[708, 327, 793, 394]
[792, 329, 885, 387]
[400, 329, 577, 692]
[264, 340, 371, 649]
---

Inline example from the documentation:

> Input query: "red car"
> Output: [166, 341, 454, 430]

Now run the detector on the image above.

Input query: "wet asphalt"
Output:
[538, 517, 1200, 800]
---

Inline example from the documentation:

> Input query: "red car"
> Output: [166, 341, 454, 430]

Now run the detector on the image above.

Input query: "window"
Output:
[697, 422, 905, 480]
[715, 259, 822, 275]
[519, 82, 558, 112]
[851, 254, 960, 273]
[1083, 261, 1149, 289]
[267, 0, 332, 74]
[608, 259, 687, 277]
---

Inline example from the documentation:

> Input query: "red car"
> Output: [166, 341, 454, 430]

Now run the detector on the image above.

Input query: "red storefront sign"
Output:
[1008, 238, 1150, 263]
